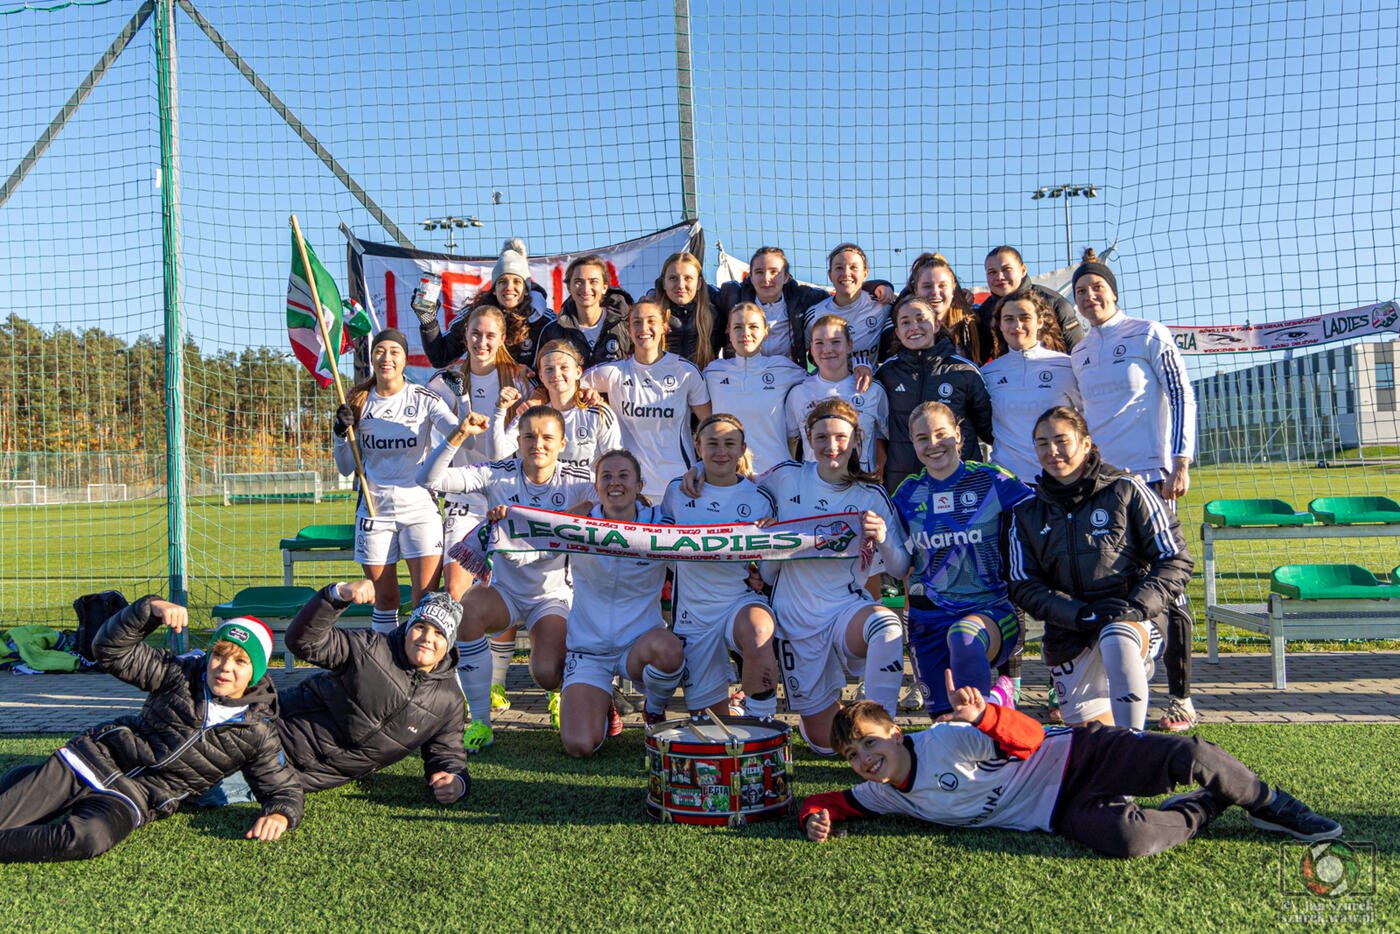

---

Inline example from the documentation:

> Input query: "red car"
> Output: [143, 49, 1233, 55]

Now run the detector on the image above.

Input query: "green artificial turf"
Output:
[0, 724, 1395, 931]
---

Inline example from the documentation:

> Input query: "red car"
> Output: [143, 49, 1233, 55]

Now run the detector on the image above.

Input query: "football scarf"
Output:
[447, 505, 873, 581]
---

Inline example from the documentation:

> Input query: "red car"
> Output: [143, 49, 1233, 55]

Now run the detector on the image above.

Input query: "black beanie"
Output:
[1072, 260, 1118, 299]
[371, 328, 409, 352]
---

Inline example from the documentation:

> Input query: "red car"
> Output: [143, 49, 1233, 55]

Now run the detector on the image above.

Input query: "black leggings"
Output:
[1051, 724, 1271, 858]
[0, 753, 139, 863]
[1149, 480, 1193, 699]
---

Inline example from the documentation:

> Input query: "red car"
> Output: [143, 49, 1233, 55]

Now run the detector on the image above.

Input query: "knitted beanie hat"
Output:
[1071, 249, 1118, 299]
[404, 592, 462, 644]
[492, 238, 531, 285]
[212, 616, 274, 685]
[371, 327, 409, 353]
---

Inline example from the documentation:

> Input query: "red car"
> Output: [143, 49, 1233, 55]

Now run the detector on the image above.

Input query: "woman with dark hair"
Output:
[415, 238, 554, 367]
[906, 252, 983, 363]
[981, 245, 1084, 350]
[1007, 406, 1193, 731]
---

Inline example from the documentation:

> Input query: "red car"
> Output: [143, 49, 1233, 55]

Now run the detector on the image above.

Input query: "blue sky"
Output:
[1, 0, 1397, 382]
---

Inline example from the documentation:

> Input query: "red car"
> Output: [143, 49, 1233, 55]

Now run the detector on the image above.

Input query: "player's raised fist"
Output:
[496, 386, 522, 411]
[944, 668, 986, 725]
[332, 404, 356, 438]
[335, 579, 376, 604]
[149, 599, 188, 632]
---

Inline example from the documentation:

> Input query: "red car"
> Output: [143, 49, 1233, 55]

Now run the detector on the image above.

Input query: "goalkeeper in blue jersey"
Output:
[892, 402, 1033, 718]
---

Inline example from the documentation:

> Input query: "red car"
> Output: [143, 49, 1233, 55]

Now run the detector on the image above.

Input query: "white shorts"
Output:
[674, 596, 772, 710]
[775, 608, 865, 717]
[1050, 620, 1165, 724]
[490, 583, 571, 633]
[354, 515, 443, 566]
[561, 634, 659, 694]
[442, 496, 487, 558]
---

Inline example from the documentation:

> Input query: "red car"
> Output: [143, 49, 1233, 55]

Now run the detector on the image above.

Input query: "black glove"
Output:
[1091, 597, 1144, 623]
[412, 301, 439, 328]
[333, 404, 356, 438]
[1073, 604, 1100, 630]
[436, 368, 465, 399]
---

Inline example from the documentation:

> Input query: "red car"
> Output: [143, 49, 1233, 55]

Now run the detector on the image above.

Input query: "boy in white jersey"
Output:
[417, 405, 594, 748]
[801, 675, 1342, 857]
[581, 299, 712, 501]
[559, 450, 685, 756]
[703, 303, 806, 474]
[661, 414, 782, 718]
[802, 243, 894, 369]
[334, 329, 459, 634]
[785, 315, 888, 475]
[493, 340, 621, 470]
[759, 399, 910, 754]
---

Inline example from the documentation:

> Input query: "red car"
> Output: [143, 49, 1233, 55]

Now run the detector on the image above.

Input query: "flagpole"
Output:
[290, 213, 376, 518]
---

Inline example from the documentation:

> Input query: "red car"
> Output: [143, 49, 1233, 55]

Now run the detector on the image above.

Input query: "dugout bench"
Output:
[1202, 496, 1400, 688]
[280, 523, 357, 586]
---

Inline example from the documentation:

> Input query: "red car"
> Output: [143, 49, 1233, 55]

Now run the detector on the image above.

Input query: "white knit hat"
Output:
[492, 237, 530, 284]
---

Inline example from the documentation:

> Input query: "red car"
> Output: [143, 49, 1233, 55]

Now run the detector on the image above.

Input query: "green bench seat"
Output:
[1203, 498, 1313, 528]
[1307, 496, 1400, 526]
[1270, 564, 1400, 600]
[278, 523, 356, 551]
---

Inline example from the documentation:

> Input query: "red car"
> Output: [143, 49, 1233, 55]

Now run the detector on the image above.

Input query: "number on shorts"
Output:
[776, 638, 796, 673]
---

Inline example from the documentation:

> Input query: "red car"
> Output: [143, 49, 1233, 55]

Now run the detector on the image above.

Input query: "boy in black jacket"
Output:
[0, 599, 302, 862]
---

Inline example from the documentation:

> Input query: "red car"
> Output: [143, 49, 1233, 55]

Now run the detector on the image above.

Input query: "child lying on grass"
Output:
[0, 598, 302, 862]
[799, 670, 1341, 858]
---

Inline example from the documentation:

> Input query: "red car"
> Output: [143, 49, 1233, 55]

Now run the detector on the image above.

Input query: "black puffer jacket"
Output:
[419, 283, 553, 368]
[655, 285, 725, 366]
[535, 286, 634, 369]
[874, 334, 994, 490]
[277, 585, 469, 794]
[715, 278, 831, 365]
[63, 598, 303, 828]
[1006, 452, 1194, 665]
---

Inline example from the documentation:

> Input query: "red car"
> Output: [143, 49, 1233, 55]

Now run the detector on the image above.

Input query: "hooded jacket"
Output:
[1006, 452, 1194, 665]
[277, 585, 469, 794]
[61, 598, 303, 828]
[535, 286, 634, 369]
[419, 283, 554, 368]
[874, 335, 994, 490]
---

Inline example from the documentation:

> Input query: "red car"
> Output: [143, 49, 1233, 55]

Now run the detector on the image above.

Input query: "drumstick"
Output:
[703, 706, 739, 741]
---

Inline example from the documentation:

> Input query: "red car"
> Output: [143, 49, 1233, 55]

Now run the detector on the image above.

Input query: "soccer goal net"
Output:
[0, 480, 46, 507]
[221, 471, 323, 506]
[86, 483, 131, 503]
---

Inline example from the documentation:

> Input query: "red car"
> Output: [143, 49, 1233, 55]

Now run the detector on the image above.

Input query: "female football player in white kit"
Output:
[333, 328, 459, 635]
[581, 299, 712, 501]
[662, 414, 782, 719]
[701, 303, 806, 474]
[418, 405, 595, 749]
[758, 399, 910, 754]
[492, 339, 621, 471]
[784, 315, 888, 475]
[558, 449, 685, 757]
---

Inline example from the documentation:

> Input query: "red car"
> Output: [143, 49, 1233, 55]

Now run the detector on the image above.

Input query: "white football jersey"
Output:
[493, 402, 623, 471]
[981, 345, 1082, 483]
[703, 354, 806, 474]
[758, 294, 791, 358]
[334, 383, 458, 522]
[661, 476, 777, 609]
[784, 373, 888, 471]
[419, 442, 594, 597]
[581, 353, 710, 498]
[565, 503, 670, 654]
[803, 291, 891, 368]
[850, 725, 1073, 833]
[428, 369, 530, 513]
[758, 461, 907, 642]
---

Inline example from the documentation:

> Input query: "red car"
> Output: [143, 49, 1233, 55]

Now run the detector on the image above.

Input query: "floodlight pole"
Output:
[156, 0, 190, 624]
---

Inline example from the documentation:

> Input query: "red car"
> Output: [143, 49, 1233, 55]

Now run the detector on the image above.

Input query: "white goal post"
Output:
[0, 480, 46, 506]
[221, 470, 323, 505]
[86, 483, 130, 503]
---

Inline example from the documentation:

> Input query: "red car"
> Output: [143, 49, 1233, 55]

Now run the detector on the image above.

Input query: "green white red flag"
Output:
[286, 232, 371, 387]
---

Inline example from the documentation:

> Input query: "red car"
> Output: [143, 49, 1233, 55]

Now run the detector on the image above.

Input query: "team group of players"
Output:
[331, 236, 1202, 758]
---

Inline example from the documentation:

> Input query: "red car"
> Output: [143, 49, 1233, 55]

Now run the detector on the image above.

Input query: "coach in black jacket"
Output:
[1007, 447, 1194, 669]
[875, 332, 994, 491]
[276, 582, 470, 803]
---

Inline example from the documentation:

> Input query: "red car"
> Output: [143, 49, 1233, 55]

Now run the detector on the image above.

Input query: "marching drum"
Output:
[644, 715, 794, 826]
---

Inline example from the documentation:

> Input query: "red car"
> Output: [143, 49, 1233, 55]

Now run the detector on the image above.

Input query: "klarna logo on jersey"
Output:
[912, 528, 983, 549]
[361, 434, 418, 450]
[620, 401, 675, 419]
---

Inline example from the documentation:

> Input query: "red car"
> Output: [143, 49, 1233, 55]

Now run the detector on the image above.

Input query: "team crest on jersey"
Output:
[938, 382, 953, 398]
[404, 399, 420, 419]
[577, 426, 591, 441]
[937, 772, 959, 791]
[959, 491, 977, 507]
[606, 338, 619, 354]
[851, 394, 865, 407]
[934, 492, 954, 513]
[1113, 344, 1127, 358]
[762, 372, 775, 385]
[1091, 508, 1109, 527]
[864, 315, 878, 330]
[662, 375, 678, 390]
[813, 520, 856, 554]
[552, 492, 566, 506]
[1039, 370, 1053, 383]
[737, 503, 752, 517]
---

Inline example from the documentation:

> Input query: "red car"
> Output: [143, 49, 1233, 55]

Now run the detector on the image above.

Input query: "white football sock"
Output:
[1099, 622, 1151, 729]
[861, 609, 905, 718]
[371, 608, 399, 635]
[642, 662, 683, 717]
[457, 637, 492, 727]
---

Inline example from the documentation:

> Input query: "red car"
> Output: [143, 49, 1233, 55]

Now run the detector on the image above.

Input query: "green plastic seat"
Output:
[279, 523, 356, 551]
[1202, 499, 1312, 527]
[213, 586, 318, 620]
[1270, 564, 1400, 600]
[1307, 496, 1400, 526]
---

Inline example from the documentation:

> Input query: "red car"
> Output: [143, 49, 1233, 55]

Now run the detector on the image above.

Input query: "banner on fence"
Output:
[1168, 300, 1399, 354]
[347, 221, 700, 379]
